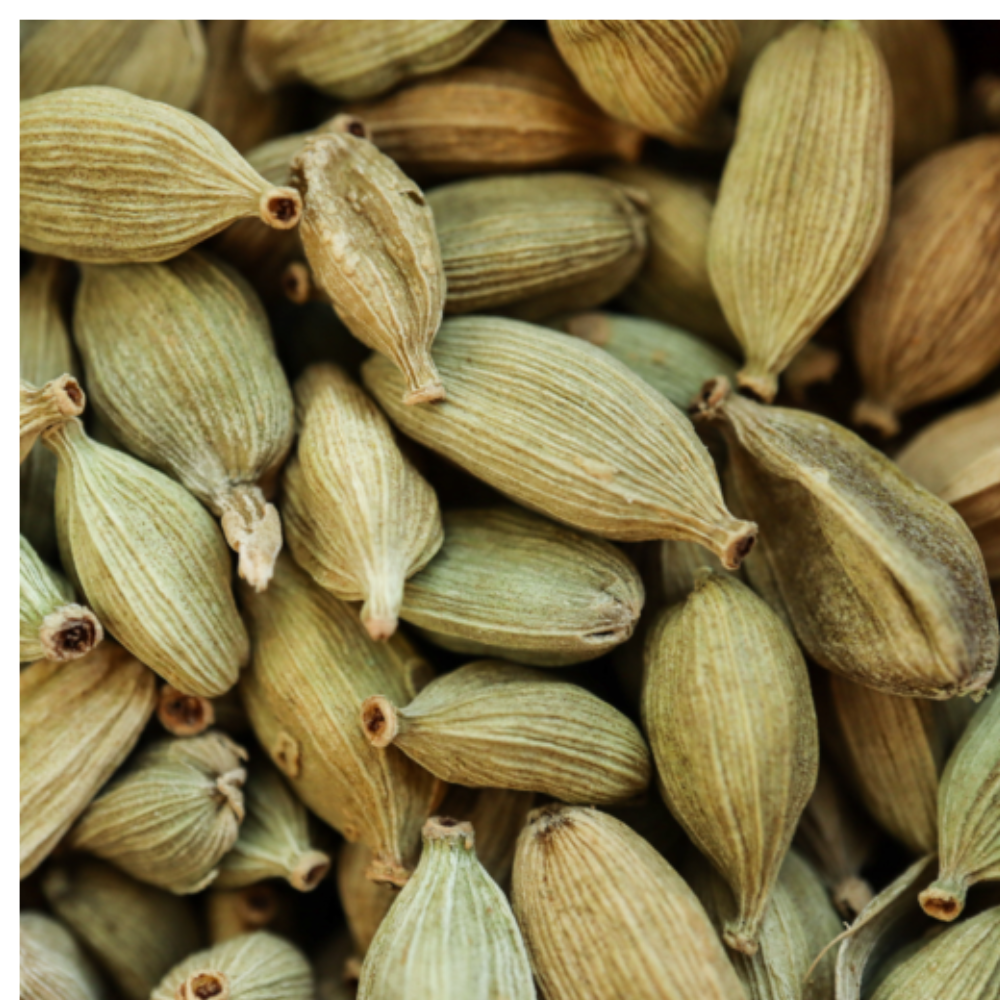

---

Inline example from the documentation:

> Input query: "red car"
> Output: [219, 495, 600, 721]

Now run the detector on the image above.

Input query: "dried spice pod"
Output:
[337, 841, 397, 960]
[693, 379, 999, 699]
[68, 732, 247, 894]
[726, 21, 797, 98]
[157, 684, 216, 738]
[656, 540, 733, 608]
[550, 20, 739, 148]
[20, 645, 156, 878]
[851, 136, 1000, 434]
[513, 805, 746, 1000]
[358, 817, 534, 1000]
[239, 555, 440, 887]
[291, 133, 447, 405]
[75, 251, 295, 591]
[398, 506, 643, 667]
[20, 86, 302, 264]
[42, 860, 202, 1000]
[20, 375, 85, 463]
[20, 912, 107, 1000]
[282, 364, 442, 640]
[243, 20, 504, 99]
[206, 885, 286, 944]
[364, 317, 756, 568]
[643, 571, 818, 954]
[429, 172, 647, 320]
[362, 660, 651, 805]
[47, 418, 250, 698]
[708, 21, 892, 402]
[151, 931, 313, 1000]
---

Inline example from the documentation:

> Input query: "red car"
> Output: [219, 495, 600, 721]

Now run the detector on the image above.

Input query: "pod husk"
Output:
[20, 374, 85, 463]
[20, 912, 107, 1000]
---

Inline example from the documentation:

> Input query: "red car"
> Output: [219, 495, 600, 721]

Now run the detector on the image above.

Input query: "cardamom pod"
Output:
[512, 805, 746, 1000]
[363, 317, 757, 567]
[290, 133, 447, 404]
[67, 731, 248, 894]
[726, 22, 796, 98]
[206, 885, 286, 944]
[708, 20, 892, 401]
[20, 374, 85, 463]
[337, 840, 398, 960]
[20, 912, 106, 1000]
[75, 251, 295, 591]
[429, 172, 647, 320]
[157, 684, 216, 738]
[692, 378, 999, 699]
[20, 86, 302, 263]
[42, 860, 203, 1000]
[282, 363, 442, 640]
[358, 817, 534, 1000]
[549, 20, 739, 147]
[657, 539, 733, 607]
[46, 418, 250, 698]
[642, 570, 818, 954]
[362, 660, 651, 805]
[20, 644, 156, 878]
[239, 555, 440, 887]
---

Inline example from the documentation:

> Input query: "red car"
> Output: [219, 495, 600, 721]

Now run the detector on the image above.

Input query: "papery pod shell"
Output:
[20, 912, 107, 1000]
[358, 817, 535, 1000]
[362, 660, 651, 805]
[42, 859, 203, 1000]
[20, 374, 85, 463]
[205, 885, 288, 944]
[643, 571, 818, 954]
[75, 251, 295, 592]
[851, 136, 1000, 434]
[512, 805, 746, 1000]
[67, 732, 248, 894]
[726, 21, 797, 98]
[151, 931, 313, 1000]
[239, 555, 440, 887]
[707, 21, 892, 402]
[20, 86, 302, 264]
[337, 840, 398, 960]
[283, 363, 442, 640]
[20, 645, 157, 878]
[549, 20, 739, 147]
[429, 172, 647, 321]
[243, 20, 504, 99]
[291, 132, 447, 404]
[364, 317, 757, 566]
[216, 757, 331, 892]
[20, 533, 103, 663]
[399, 506, 643, 666]
[47, 419, 250, 698]
[20, 20, 206, 108]
[693, 379, 999, 698]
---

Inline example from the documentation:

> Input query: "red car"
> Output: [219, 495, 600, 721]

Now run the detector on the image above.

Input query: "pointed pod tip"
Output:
[260, 187, 303, 230]
[723, 926, 759, 956]
[404, 382, 447, 405]
[289, 849, 332, 892]
[919, 880, 967, 922]
[719, 521, 758, 570]
[179, 970, 230, 1000]
[39, 605, 103, 661]
[360, 695, 399, 748]
[690, 376, 733, 419]
[736, 369, 778, 403]
[424, 816, 476, 850]
[157, 684, 215, 737]
[362, 615, 398, 642]
[852, 397, 901, 438]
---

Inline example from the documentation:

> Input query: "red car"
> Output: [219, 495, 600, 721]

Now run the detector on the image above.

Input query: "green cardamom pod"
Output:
[20, 374, 85, 463]
[656, 539, 733, 607]
[20, 912, 106, 1000]
[358, 817, 535, 1000]
[362, 660, 651, 805]
[46, 418, 250, 698]
[642, 571, 818, 954]
[67, 731, 248, 894]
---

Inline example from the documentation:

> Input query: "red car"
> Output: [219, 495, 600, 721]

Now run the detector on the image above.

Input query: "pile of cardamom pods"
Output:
[20, 19, 1000, 1000]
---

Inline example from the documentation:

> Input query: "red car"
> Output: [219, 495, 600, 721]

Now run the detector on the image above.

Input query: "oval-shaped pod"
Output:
[20, 912, 107, 1000]
[362, 660, 650, 805]
[21, 374, 85, 464]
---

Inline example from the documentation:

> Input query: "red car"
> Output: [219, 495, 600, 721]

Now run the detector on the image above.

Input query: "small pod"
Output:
[20, 375, 85, 463]
[67, 732, 248, 894]
[358, 817, 535, 1000]
[20, 86, 302, 264]
[282, 363, 443, 640]
[20, 912, 106, 1000]
[362, 660, 651, 805]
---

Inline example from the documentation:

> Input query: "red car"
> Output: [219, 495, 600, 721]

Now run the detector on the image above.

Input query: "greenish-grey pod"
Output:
[512, 805, 747, 1000]
[152, 931, 313, 1000]
[42, 859, 203, 1000]
[75, 251, 295, 592]
[282, 363, 443, 640]
[46, 418, 250, 698]
[399, 506, 643, 667]
[693, 377, 999, 699]
[20, 21, 207, 109]
[239, 555, 441, 887]
[920, 693, 1000, 921]
[642, 571, 819, 955]
[20, 533, 103, 663]
[20, 912, 107, 1000]
[216, 757, 331, 892]
[337, 840, 398, 960]
[20, 86, 302, 264]
[363, 317, 757, 568]
[20, 644, 157, 879]
[67, 732, 247, 894]
[429, 172, 647, 321]
[358, 817, 535, 1000]
[20, 374, 85, 463]
[362, 660, 651, 805]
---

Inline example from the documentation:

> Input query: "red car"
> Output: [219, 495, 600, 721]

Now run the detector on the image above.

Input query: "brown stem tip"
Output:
[852, 398, 901, 438]
[723, 925, 759, 956]
[424, 816, 475, 850]
[327, 113, 369, 140]
[39, 605, 103, 661]
[736, 368, 779, 404]
[360, 695, 399, 748]
[260, 187, 303, 230]
[919, 878, 968, 922]
[157, 684, 216, 737]
[690, 376, 733, 418]
[179, 970, 230, 1000]
[289, 849, 331, 892]
[404, 381, 447, 405]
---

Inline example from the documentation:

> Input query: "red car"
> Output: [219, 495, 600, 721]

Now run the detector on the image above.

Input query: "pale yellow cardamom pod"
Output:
[20, 912, 107, 1000]
[726, 22, 797, 98]
[20, 374, 85, 463]
[708, 20, 892, 401]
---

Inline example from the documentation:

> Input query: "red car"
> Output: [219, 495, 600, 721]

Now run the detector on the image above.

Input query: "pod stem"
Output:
[288, 849, 332, 892]
[21, 375, 87, 463]
[178, 970, 231, 1000]
[423, 816, 475, 850]
[852, 397, 901, 437]
[38, 604, 103, 661]
[259, 186, 303, 230]
[399, 349, 447, 405]
[723, 917, 760, 956]
[219, 484, 283, 593]
[360, 571, 405, 641]
[736, 366, 779, 404]
[157, 684, 215, 737]
[360, 696, 400, 748]
[364, 852, 411, 888]
[711, 519, 758, 571]
[919, 874, 968, 922]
